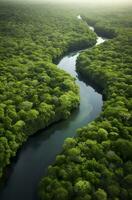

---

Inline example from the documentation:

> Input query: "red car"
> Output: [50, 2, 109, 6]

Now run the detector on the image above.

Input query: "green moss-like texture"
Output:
[0, 3, 97, 180]
[39, 7, 132, 200]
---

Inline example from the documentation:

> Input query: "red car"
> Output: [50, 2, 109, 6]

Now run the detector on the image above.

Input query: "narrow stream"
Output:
[0, 16, 106, 200]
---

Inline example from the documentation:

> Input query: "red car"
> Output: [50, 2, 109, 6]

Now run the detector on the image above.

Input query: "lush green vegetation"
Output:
[0, 2, 97, 180]
[39, 8, 132, 200]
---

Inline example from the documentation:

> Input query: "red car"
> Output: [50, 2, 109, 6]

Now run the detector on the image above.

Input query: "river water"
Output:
[0, 16, 106, 200]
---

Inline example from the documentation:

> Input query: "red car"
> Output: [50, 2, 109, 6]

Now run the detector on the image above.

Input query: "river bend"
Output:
[0, 15, 106, 200]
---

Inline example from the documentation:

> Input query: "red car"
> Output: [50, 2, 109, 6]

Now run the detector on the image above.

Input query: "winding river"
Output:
[0, 16, 106, 200]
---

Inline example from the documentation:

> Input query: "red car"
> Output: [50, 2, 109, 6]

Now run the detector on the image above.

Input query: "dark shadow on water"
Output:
[77, 72, 103, 94]
[77, 72, 106, 101]
[0, 107, 80, 189]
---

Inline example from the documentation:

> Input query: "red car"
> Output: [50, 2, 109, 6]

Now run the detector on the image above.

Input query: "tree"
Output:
[53, 187, 68, 200]
[68, 147, 81, 162]
[13, 120, 25, 132]
[97, 128, 108, 142]
[0, 137, 11, 174]
[20, 101, 33, 111]
[124, 174, 132, 188]
[107, 184, 120, 198]
[63, 138, 76, 150]
[95, 188, 107, 200]
[74, 180, 91, 195]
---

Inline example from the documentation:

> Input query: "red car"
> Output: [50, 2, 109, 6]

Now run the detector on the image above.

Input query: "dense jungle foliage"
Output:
[0, 2, 97, 180]
[39, 8, 132, 200]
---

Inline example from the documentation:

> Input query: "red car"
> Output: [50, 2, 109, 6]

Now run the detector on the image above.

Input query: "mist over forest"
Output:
[2, 0, 132, 5]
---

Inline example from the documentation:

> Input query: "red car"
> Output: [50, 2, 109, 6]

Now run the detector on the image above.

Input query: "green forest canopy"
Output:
[39, 7, 132, 200]
[0, 2, 97, 179]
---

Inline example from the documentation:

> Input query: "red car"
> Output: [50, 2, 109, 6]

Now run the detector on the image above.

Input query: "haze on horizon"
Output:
[3, 0, 132, 5]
